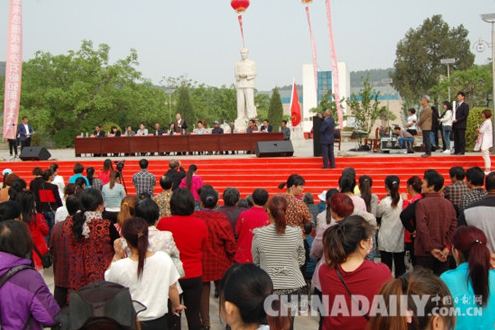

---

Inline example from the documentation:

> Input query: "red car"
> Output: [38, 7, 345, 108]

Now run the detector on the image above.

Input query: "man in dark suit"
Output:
[17, 116, 34, 150]
[453, 91, 469, 155]
[260, 119, 273, 133]
[93, 125, 105, 137]
[320, 109, 336, 169]
[154, 123, 164, 136]
[164, 159, 186, 191]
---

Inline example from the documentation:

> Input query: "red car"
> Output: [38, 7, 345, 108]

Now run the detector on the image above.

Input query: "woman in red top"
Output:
[193, 186, 236, 330]
[17, 190, 49, 272]
[98, 159, 114, 185]
[319, 215, 392, 330]
[400, 176, 423, 267]
[157, 188, 207, 330]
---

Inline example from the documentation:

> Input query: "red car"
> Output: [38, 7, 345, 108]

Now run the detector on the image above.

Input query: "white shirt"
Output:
[376, 196, 404, 253]
[51, 175, 65, 204]
[439, 109, 453, 127]
[105, 251, 180, 321]
[407, 114, 418, 130]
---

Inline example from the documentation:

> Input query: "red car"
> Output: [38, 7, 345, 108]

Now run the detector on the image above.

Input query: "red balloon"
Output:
[231, 0, 250, 13]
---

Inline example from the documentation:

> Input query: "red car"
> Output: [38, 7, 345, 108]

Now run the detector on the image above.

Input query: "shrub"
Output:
[102, 122, 122, 135]
[54, 127, 79, 148]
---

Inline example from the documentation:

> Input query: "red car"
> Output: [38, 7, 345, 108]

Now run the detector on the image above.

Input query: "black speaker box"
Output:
[19, 147, 51, 161]
[255, 140, 294, 157]
[312, 115, 322, 157]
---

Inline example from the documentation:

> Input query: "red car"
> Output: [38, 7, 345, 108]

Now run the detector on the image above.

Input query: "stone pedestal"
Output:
[234, 117, 248, 133]
[291, 125, 305, 147]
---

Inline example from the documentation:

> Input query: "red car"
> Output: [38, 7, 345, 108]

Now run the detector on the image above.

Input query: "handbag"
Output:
[335, 267, 370, 321]
[0, 265, 34, 330]
[32, 244, 53, 269]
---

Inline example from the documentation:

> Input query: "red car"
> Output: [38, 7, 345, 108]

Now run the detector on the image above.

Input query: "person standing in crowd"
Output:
[415, 170, 457, 275]
[430, 106, 441, 151]
[63, 189, 119, 291]
[164, 159, 186, 191]
[458, 172, 495, 252]
[359, 175, 378, 216]
[174, 113, 188, 134]
[179, 164, 204, 203]
[440, 226, 495, 329]
[400, 175, 423, 267]
[303, 192, 319, 225]
[193, 187, 236, 330]
[252, 196, 306, 330]
[106, 217, 185, 329]
[136, 122, 148, 136]
[50, 163, 65, 203]
[17, 116, 33, 150]
[218, 187, 246, 236]
[278, 174, 312, 232]
[98, 159, 114, 186]
[153, 176, 173, 219]
[320, 109, 336, 169]
[319, 215, 391, 330]
[102, 171, 125, 224]
[219, 263, 290, 330]
[339, 171, 367, 212]
[260, 119, 273, 133]
[7, 135, 18, 158]
[460, 166, 487, 214]
[86, 167, 103, 190]
[376, 176, 405, 278]
[418, 95, 433, 158]
[235, 188, 270, 263]
[443, 166, 470, 215]
[405, 108, 418, 136]
[474, 109, 493, 174]
[115, 195, 139, 234]
[0, 220, 60, 329]
[16, 190, 50, 273]
[157, 189, 207, 330]
[68, 162, 90, 186]
[49, 195, 80, 308]
[133, 159, 156, 197]
[453, 91, 470, 155]
[0, 172, 19, 203]
[439, 101, 454, 153]
[368, 267, 455, 330]
[280, 120, 291, 140]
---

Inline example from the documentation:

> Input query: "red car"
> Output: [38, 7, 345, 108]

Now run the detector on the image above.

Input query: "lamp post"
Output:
[440, 58, 456, 102]
[382, 78, 393, 136]
[165, 88, 175, 124]
[481, 13, 495, 155]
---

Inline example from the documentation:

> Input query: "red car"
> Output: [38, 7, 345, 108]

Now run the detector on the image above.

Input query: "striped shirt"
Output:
[252, 224, 306, 290]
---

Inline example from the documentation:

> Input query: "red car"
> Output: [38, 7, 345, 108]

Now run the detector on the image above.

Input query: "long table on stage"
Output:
[74, 133, 285, 157]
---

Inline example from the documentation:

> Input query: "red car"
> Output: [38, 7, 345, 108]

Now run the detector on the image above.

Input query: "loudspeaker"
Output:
[312, 115, 322, 157]
[255, 140, 294, 157]
[19, 147, 51, 161]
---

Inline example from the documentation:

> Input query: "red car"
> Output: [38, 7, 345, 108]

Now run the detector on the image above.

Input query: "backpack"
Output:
[57, 281, 146, 330]
[0, 265, 34, 330]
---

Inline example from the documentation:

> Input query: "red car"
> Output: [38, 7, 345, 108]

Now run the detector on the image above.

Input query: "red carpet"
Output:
[3, 155, 492, 200]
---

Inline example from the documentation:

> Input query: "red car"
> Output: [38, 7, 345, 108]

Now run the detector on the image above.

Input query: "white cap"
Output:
[2, 168, 12, 176]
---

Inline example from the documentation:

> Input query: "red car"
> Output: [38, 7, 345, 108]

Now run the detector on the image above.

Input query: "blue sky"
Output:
[1, 0, 494, 90]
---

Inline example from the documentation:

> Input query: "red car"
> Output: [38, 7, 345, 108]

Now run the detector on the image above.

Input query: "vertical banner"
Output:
[3, 0, 23, 140]
[290, 80, 301, 127]
[325, 0, 343, 129]
[305, 6, 318, 94]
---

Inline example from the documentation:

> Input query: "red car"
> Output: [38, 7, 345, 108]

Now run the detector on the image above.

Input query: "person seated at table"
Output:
[393, 126, 414, 153]
[94, 125, 105, 138]
[212, 121, 224, 134]
[154, 123, 164, 136]
[108, 126, 121, 137]
[193, 121, 207, 135]
[136, 122, 148, 136]
[280, 120, 290, 140]
[260, 119, 273, 133]
[168, 123, 176, 135]
[124, 125, 135, 136]
[247, 119, 258, 133]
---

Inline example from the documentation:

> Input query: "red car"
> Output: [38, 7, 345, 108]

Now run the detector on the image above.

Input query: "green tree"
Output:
[267, 87, 283, 132]
[391, 15, 475, 104]
[429, 64, 492, 108]
[255, 93, 271, 122]
[346, 75, 390, 135]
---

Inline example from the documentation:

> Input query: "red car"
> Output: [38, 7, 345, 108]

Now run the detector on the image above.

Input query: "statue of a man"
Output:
[235, 48, 257, 121]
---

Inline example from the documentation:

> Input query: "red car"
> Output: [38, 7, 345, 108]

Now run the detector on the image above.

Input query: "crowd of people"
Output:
[1, 157, 495, 330]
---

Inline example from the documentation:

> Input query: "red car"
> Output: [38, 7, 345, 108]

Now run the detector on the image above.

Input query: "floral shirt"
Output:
[282, 193, 312, 232]
[153, 191, 172, 218]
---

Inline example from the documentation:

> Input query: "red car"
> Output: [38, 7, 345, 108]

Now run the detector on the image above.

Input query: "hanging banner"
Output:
[325, 0, 343, 129]
[305, 6, 318, 93]
[3, 0, 23, 140]
[238, 15, 246, 48]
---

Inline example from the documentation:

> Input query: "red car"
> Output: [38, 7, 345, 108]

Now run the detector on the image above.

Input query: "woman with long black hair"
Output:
[179, 164, 204, 202]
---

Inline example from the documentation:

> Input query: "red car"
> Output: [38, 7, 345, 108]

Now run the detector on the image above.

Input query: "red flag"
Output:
[290, 81, 301, 127]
